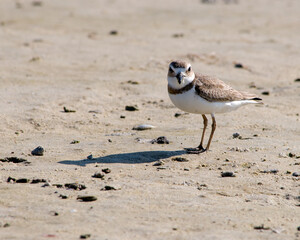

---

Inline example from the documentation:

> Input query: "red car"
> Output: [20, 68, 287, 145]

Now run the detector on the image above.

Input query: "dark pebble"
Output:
[172, 33, 184, 38]
[157, 167, 167, 170]
[232, 132, 240, 138]
[261, 91, 270, 95]
[64, 183, 86, 191]
[70, 140, 80, 144]
[77, 196, 97, 202]
[109, 30, 118, 35]
[59, 194, 68, 199]
[120, 115, 126, 119]
[50, 211, 59, 216]
[63, 106, 76, 113]
[125, 105, 138, 111]
[294, 78, 300, 82]
[3, 223, 10, 228]
[102, 168, 111, 174]
[292, 172, 300, 177]
[16, 178, 30, 183]
[32, 1, 42, 7]
[101, 185, 116, 191]
[172, 157, 189, 162]
[260, 169, 278, 174]
[7, 177, 16, 183]
[151, 136, 169, 144]
[0, 157, 28, 163]
[253, 224, 270, 230]
[87, 154, 93, 160]
[234, 63, 243, 68]
[126, 80, 139, 85]
[31, 146, 44, 156]
[31, 179, 47, 184]
[297, 226, 300, 231]
[221, 172, 235, 177]
[53, 184, 63, 188]
[153, 161, 163, 166]
[92, 172, 105, 179]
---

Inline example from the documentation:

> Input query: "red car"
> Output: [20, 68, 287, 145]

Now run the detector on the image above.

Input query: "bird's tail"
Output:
[241, 91, 263, 104]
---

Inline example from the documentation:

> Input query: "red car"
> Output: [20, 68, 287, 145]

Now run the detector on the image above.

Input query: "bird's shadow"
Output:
[58, 150, 186, 166]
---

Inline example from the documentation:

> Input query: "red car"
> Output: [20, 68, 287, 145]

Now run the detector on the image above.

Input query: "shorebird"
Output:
[167, 60, 262, 153]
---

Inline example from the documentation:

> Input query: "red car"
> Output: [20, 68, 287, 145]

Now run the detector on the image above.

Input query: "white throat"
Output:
[167, 72, 195, 89]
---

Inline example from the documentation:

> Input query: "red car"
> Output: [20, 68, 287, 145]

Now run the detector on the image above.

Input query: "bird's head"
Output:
[167, 61, 195, 88]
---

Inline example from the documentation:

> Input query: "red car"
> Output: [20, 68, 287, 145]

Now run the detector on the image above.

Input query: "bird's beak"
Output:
[176, 72, 184, 84]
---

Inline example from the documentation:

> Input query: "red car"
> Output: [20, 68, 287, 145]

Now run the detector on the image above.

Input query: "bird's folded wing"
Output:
[194, 74, 261, 102]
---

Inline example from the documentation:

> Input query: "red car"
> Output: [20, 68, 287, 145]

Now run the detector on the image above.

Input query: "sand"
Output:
[0, 0, 299, 239]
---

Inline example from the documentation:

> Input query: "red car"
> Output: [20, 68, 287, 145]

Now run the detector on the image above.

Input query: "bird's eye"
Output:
[169, 67, 174, 73]
[187, 66, 191, 72]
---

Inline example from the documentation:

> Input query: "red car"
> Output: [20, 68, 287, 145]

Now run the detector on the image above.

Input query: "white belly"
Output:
[168, 88, 254, 114]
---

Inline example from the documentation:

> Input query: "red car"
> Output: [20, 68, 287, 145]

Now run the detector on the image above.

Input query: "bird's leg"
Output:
[185, 114, 208, 154]
[197, 114, 208, 150]
[205, 114, 216, 151]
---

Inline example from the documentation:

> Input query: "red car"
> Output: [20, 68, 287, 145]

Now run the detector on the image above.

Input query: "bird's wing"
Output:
[194, 74, 261, 102]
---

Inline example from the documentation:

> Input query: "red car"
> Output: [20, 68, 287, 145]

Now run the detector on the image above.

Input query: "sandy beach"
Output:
[0, 0, 299, 239]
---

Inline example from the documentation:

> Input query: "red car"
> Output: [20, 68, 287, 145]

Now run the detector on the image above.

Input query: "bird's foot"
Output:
[184, 145, 206, 154]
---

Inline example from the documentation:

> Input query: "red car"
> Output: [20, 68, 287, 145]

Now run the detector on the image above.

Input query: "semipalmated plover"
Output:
[167, 60, 262, 153]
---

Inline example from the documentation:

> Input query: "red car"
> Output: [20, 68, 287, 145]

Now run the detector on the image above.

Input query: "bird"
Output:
[167, 60, 262, 154]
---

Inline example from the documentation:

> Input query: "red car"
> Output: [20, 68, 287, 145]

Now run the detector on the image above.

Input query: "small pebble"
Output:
[64, 183, 86, 191]
[7, 177, 16, 183]
[294, 78, 300, 82]
[253, 224, 270, 230]
[120, 115, 126, 119]
[41, 182, 51, 187]
[125, 105, 138, 111]
[126, 80, 139, 85]
[3, 223, 10, 228]
[32, 1, 42, 7]
[172, 157, 189, 162]
[102, 168, 111, 174]
[297, 226, 300, 231]
[260, 169, 278, 174]
[261, 91, 270, 95]
[0, 157, 28, 163]
[172, 33, 184, 38]
[31, 146, 44, 156]
[221, 172, 235, 177]
[77, 196, 97, 202]
[132, 124, 155, 131]
[63, 106, 76, 113]
[153, 161, 163, 166]
[16, 178, 30, 183]
[232, 133, 240, 138]
[101, 186, 116, 191]
[53, 184, 63, 188]
[151, 136, 169, 144]
[59, 194, 68, 199]
[87, 155, 93, 160]
[92, 172, 105, 179]
[70, 140, 80, 144]
[174, 112, 188, 118]
[31, 179, 47, 184]
[109, 30, 118, 35]
[292, 172, 300, 177]
[234, 63, 243, 68]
